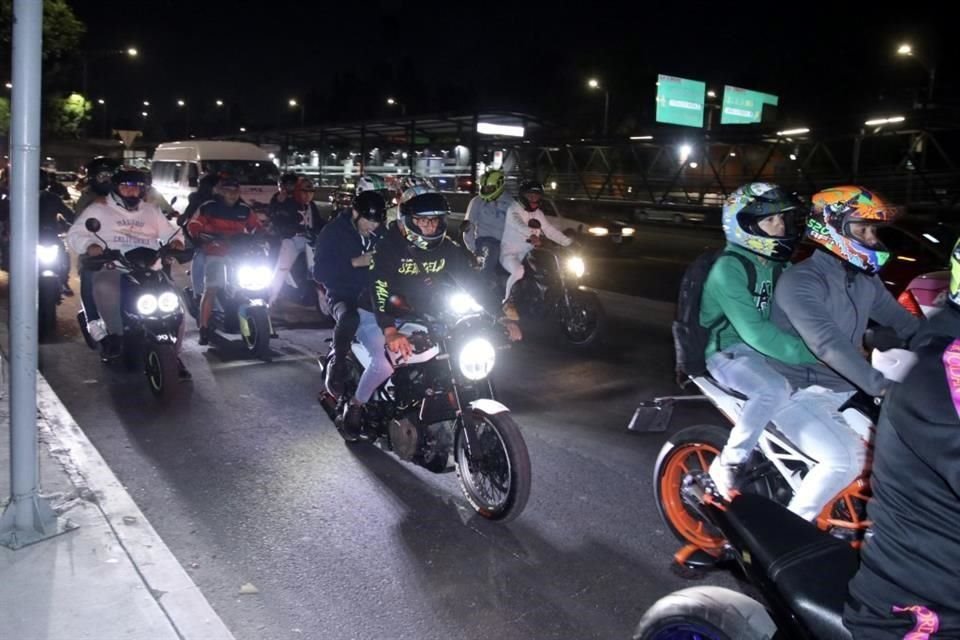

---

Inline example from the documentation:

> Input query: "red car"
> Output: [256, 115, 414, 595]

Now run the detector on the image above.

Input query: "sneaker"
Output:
[708, 452, 742, 499]
[87, 318, 108, 343]
[99, 335, 122, 362]
[341, 402, 364, 439]
[198, 327, 210, 346]
[177, 358, 192, 380]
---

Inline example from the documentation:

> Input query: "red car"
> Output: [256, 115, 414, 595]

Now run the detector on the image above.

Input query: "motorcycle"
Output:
[630, 331, 916, 565]
[318, 285, 532, 523]
[37, 225, 70, 342]
[633, 475, 859, 640]
[184, 233, 274, 361]
[76, 218, 192, 402]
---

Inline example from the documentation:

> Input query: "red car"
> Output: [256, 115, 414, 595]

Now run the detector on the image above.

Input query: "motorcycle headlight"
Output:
[449, 292, 483, 316]
[237, 265, 273, 290]
[157, 291, 180, 314]
[136, 294, 159, 315]
[567, 256, 586, 278]
[458, 338, 496, 381]
[37, 244, 59, 265]
[621, 227, 635, 237]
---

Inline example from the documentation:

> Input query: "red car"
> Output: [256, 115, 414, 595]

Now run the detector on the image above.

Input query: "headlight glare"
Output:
[37, 244, 59, 265]
[136, 294, 159, 315]
[237, 265, 272, 290]
[158, 292, 180, 313]
[458, 338, 496, 380]
[588, 226, 609, 236]
[567, 256, 586, 278]
[449, 292, 483, 316]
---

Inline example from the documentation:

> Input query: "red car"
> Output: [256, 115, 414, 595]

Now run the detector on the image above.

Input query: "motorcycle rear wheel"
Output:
[634, 586, 777, 640]
[454, 411, 531, 522]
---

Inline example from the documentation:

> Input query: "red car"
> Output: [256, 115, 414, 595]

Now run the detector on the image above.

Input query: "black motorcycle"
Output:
[634, 472, 858, 640]
[318, 286, 532, 522]
[37, 226, 69, 342]
[77, 218, 192, 402]
[184, 233, 274, 361]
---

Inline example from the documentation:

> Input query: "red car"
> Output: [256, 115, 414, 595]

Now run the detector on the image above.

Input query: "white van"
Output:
[151, 140, 279, 214]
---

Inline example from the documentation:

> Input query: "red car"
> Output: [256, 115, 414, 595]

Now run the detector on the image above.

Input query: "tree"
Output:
[0, 96, 9, 135]
[48, 93, 91, 138]
[0, 0, 86, 88]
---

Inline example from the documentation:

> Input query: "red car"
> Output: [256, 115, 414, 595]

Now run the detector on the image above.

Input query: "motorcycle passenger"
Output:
[142, 169, 175, 219]
[463, 169, 512, 279]
[313, 190, 386, 399]
[500, 180, 572, 306]
[268, 176, 324, 306]
[74, 156, 120, 216]
[66, 167, 189, 377]
[341, 190, 522, 437]
[844, 239, 960, 638]
[770, 186, 920, 521]
[187, 176, 263, 346]
[701, 183, 821, 498]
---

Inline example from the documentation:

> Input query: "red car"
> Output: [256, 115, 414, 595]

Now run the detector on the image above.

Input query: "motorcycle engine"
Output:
[388, 417, 421, 461]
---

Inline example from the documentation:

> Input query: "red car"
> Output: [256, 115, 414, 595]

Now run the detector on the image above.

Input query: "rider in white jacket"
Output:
[499, 181, 572, 303]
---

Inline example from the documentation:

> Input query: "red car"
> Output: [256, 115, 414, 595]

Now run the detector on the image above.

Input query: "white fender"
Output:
[469, 398, 510, 415]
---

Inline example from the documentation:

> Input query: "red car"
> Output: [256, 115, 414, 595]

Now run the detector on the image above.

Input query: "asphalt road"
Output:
[2, 221, 735, 639]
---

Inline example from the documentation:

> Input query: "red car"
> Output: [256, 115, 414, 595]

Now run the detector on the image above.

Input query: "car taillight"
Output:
[897, 289, 924, 318]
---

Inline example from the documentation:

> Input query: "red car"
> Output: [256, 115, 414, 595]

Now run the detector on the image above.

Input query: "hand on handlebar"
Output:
[385, 331, 413, 359]
[86, 244, 104, 257]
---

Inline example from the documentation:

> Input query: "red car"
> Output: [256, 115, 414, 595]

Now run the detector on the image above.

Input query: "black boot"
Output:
[198, 327, 210, 346]
[341, 402, 364, 439]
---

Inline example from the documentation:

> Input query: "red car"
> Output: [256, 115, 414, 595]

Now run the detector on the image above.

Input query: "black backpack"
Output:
[672, 249, 778, 384]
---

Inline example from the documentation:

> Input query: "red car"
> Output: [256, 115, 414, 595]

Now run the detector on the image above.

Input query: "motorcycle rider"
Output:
[844, 239, 960, 639]
[341, 189, 522, 437]
[701, 183, 822, 497]
[500, 180, 573, 307]
[770, 186, 920, 521]
[463, 168, 512, 278]
[313, 190, 386, 399]
[187, 176, 263, 346]
[66, 167, 190, 377]
[268, 176, 323, 306]
[74, 156, 120, 215]
[38, 169, 75, 295]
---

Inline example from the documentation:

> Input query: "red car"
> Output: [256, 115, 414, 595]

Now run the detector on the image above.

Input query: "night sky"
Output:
[67, 1, 950, 135]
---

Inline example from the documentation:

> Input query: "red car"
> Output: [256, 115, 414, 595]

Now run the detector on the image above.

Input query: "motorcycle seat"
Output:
[724, 493, 857, 640]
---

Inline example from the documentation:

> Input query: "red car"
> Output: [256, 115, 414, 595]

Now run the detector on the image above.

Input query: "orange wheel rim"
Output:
[660, 443, 724, 550]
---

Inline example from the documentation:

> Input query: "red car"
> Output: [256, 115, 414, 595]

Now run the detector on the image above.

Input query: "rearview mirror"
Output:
[85, 218, 101, 233]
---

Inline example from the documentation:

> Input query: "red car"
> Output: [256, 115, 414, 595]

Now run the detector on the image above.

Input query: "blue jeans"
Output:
[706, 342, 792, 464]
[354, 309, 394, 404]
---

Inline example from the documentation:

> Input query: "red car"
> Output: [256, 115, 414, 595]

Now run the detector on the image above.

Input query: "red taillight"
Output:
[897, 289, 924, 317]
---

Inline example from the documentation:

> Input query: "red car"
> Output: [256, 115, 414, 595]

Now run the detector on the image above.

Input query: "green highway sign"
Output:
[721, 86, 779, 124]
[656, 74, 706, 128]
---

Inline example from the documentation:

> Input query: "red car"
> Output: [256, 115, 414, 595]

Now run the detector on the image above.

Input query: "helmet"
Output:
[279, 172, 298, 191]
[722, 182, 805, 261]
[353, 191, 387, 223]
[399, 184, 435, 205]
[807, 186, 901, 274]
[518, 180, 545, 212]
[112, 166, 147, 210]
[334, 182, 355, 209]
[356, 174, 388, 196]
[949, 239, 960, 309]
[399, 192, 450, 251]
[86, 156, 120, 196]
[479, 169, 506, 202]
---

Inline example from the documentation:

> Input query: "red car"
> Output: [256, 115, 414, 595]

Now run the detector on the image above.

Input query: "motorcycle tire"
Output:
[242, 306, 272, 361]
[559, 289, 606, 348]
[77, 310, 98, 350]
[38, 279, 59, 343]
[454, 411, 531, 523]
[633, 586, 777, 640]
[122, 335, 142, 372]
[654, 424, 729, 553]
[144, 343, 179, 403]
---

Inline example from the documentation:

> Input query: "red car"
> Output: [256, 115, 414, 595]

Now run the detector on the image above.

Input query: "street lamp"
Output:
[289, 98, 305, 125]
[216, 99, 223, 107]
[896, 42, 936, 103]
[386, 97, 407, 116]
[127, 47, 138, 57]
[586, 78, 610, 137]
[143, 100, 150, 107]
[177, 99, 185, 107]
[4, 82, 10, 89]
[239, 127, 247, 133]
[96, 99, 108, 137]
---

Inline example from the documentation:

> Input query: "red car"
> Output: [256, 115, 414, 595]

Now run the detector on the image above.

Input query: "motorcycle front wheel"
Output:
[559, 289, 606, 348]
[634, 586, 777, 640]
[454, 411, 531, 522]
[144, 343, 179, 403]
[242, 306, 272, 361]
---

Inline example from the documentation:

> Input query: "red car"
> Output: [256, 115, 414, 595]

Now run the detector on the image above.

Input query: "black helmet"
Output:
[353, 190, 387, 223]
[279, 172, 298, 191]
[518, 180, 545, 212]
[38, 170, 51, 191]
[399, 192, 450, 251]
[86, 156, 120, 196]
[112, 166, 147, 210]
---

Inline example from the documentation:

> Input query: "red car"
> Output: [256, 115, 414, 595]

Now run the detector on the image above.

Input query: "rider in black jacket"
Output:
[844, 242, 960, 638]
[340, 191, 520, 436]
